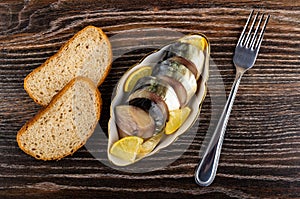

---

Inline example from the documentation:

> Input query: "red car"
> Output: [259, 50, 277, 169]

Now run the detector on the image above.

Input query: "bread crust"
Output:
[17, 77, 101, 160]
[24, 25, 112, 106]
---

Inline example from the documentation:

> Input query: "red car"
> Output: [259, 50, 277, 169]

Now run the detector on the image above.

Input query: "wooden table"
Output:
[0, 0, 299, 198]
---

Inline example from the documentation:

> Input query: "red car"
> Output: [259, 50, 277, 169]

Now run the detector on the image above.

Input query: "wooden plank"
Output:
[0, 0, 299, 198]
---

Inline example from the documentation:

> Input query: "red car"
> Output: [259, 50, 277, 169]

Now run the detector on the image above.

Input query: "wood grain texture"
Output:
[0, 0, 299, 198]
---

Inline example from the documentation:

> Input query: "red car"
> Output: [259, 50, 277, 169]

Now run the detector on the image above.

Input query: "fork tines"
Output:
[237, 10, 270, 50]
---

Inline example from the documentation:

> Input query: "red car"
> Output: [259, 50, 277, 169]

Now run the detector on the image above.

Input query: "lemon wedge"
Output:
[165, 107, 191, 135]
[180, 36, 207, 51]
[138, 133, 163, 157]
[124, 66, 152, 92]
[110, 136, 144, 162]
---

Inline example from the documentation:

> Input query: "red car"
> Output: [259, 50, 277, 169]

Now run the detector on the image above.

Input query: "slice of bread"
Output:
[17, 77, 101, 160]
[24, 25, 112, 106]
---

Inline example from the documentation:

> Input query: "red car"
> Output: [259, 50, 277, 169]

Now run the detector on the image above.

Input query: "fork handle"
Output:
[195, 69, 244, 186]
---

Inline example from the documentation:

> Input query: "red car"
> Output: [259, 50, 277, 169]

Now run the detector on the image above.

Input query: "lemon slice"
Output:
[110, 136, 144, 162]
[138, 133, 163, 157]
[165, 107, 191, 135]
[180, 36, 207, 51]
[124, 66, 152, 92]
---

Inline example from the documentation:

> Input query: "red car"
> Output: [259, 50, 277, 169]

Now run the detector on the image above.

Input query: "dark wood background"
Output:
[0, 0, 299, 198]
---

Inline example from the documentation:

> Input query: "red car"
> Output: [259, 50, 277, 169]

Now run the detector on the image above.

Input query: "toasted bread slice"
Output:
[24, 25, 112, 106]
[17, 77, 101, 160]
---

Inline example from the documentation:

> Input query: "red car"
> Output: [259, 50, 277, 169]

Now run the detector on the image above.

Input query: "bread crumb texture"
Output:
[17, 77, 101, 160]
[25, 26, 111, 106]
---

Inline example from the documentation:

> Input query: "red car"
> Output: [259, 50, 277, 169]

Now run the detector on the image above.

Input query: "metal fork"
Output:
[195, 10, 270, 186]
